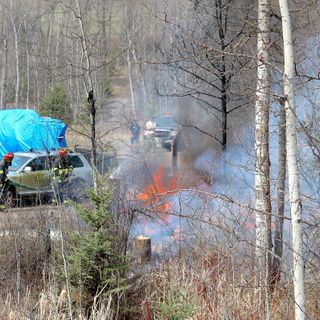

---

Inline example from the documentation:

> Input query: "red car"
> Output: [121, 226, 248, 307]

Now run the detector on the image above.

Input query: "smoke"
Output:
[173, 98, 221, 170]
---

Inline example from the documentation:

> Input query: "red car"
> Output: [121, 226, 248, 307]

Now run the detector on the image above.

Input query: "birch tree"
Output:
[254, 0, 272, 316]
[8, 0, 26, 106]
[76, 0, 97, 190]
[272, 98, 286, 284]
[279, 0, 306, 318]
[0, 37, 7, 109]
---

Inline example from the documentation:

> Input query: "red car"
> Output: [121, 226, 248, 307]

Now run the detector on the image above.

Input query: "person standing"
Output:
[130, 120, 141, 144]
[0, 152, 14, 209]
[52, 148, 73, 204]
[146, 120, 156, 131]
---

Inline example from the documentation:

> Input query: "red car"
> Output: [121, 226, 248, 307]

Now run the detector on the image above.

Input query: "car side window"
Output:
[28, 156, 47, 171]
[70, 155, 84, 168]
[47, 156, 55, 169]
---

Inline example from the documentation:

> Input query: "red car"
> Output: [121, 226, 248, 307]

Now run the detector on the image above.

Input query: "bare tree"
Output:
[72, 0, 98, 189]
[154, 0, 254, 151]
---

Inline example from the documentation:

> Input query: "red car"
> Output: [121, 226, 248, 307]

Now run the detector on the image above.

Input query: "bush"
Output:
[63, 184, 129, 312]
[155, 287, 196, 320]
[40, 83, 72, 123]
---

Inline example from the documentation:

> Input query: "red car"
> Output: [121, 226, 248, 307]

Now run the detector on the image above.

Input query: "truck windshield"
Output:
[155, 116, 177, 129]
[9, 155, 32, 172]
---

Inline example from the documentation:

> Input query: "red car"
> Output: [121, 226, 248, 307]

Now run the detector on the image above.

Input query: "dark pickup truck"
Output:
[143, 115, 178, 150]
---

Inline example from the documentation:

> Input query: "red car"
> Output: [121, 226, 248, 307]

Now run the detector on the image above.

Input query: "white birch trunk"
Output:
[35, 61, 40, 108]
[75, 0, 97, 190]
[46, 7, 54, 82]
[0, 38, 7, 109]
[132, 44, 147, 115]
[26, 45, 30, 108]
[55, 12, 61, 69]
[12, 20, 20, 106]
[47, 7, 54, 59]
[75, 42, 81, 124]
[123, 3, 136, 117]
[254, 0, 272, 316]
[273, 101, 286, 284]
[279, 0, 306, 319]
[75, 0, 93, 92]
[127, 44, 136, 117]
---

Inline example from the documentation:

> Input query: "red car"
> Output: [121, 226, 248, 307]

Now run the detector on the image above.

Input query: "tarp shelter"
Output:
[0, 109, 67, 158]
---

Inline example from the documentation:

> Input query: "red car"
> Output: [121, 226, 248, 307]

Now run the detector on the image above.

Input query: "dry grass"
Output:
[141, 249, 320, 320]
[1, 248, 320, 319]
[0, 282, 117, 320]
[0, 207, 319, 319]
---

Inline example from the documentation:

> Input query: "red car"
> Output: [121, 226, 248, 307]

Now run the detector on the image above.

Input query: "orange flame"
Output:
[138, 166, 179, 217]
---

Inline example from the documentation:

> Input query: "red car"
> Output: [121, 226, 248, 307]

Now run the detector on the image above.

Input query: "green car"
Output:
[5, 151, 93, 207]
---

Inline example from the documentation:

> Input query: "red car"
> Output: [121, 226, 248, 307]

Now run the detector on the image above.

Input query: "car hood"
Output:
[7, 171, 18, 176]
[155, 127, 175, 131]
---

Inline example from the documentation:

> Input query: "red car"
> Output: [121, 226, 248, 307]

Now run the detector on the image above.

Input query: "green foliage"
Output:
[64, 184, 129, 304]
[154, 287, 196, 320]
[39, 83, 72, 123]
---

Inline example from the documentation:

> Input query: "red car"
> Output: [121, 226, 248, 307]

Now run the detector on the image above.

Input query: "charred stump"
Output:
[134, 235, 151, 264]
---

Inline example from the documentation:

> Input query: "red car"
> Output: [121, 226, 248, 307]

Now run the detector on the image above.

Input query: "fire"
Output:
[138, 166, 179, 217]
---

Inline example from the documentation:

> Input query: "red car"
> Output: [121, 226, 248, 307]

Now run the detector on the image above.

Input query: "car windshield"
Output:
[155, 116, 177, 128]
[9, 155, 32, 172]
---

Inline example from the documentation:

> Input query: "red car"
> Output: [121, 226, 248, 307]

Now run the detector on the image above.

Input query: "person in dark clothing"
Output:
[52, 148, 73, 204]
[130, 120, 140, 144]
[0, 152, 14, 209]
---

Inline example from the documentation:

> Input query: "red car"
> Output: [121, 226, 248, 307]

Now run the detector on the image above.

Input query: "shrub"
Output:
[154, 287, 196, 320]
[63, 184, 129, 312]
[40, 83, 72, 123]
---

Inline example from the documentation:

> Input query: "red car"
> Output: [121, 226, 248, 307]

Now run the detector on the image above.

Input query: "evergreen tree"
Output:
[39, 83, 72, 123]
[64, 184, 129, 311]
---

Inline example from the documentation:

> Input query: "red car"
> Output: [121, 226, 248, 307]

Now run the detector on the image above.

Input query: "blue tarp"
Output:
[0, 109, 67, 158]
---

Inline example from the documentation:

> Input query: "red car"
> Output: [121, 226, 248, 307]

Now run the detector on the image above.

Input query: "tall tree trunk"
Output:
[272, 101, 286, 284]
[132, 44, 147, 118]
[26, 44, 30, 108]
[75, 0, 98, 190]
[216, 0, 227, 152]
[46, 6, 54, 84]
[75, 42, 81, 124]
[55, 10, 61, 73]
[221, 54, 227, 152]
[124, 3, 136, 118]
[12, 20, 20, 106]
[279, 0, 306, 319]
[35, 61, 40, 108]
[0, 38, 7, 109]
[254, 0, 272, 317]
[127, 41, 136, 118]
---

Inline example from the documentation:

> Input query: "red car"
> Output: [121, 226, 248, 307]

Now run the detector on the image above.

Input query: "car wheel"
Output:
[34, 193, 50, 206]
[66, 179, 87, 203]
[4, 186, 16, 208]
